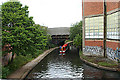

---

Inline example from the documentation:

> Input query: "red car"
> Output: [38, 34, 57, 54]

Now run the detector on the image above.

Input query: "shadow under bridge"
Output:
[47, 27, 70, 46]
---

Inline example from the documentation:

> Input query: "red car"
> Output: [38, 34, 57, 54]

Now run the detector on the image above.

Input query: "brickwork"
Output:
[106, 41, 120, 50]
[83, 1, 120, 62]
[85, 40, 119, 50]
[85, 40, 103, 47]
[83, 1, 119, 17]
[84, 2, 103, 16]
[106, 2, 119, 12]
[84, 40, 120, 62]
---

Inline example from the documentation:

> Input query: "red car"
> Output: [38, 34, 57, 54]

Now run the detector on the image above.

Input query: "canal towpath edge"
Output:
[80, 55, 120, 72]
[7, 47, 58, 79]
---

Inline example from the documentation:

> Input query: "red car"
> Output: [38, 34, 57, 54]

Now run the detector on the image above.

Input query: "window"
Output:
[85, 16, 103, 39]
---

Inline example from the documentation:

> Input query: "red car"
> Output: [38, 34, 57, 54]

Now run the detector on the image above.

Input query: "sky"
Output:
[0, 0, 82, 28]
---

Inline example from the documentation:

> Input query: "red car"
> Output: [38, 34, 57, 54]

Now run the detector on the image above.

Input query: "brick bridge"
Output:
[47, 27, 70, 46]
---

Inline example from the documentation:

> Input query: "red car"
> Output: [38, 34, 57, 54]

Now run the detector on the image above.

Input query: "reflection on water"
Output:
[26, 47, 120, 79]
[83, 64, 120, 79]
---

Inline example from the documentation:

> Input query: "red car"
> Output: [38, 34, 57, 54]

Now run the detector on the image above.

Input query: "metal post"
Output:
[103, 0, 107, 57]
[82, 0, 85, 52]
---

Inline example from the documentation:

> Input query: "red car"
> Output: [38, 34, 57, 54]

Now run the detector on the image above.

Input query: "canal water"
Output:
[26, 47, 120, 79]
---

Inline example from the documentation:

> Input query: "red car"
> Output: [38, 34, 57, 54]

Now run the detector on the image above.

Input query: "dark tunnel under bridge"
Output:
[47, 27, 70, 46]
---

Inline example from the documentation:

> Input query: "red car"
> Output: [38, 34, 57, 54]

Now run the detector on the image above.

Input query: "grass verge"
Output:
[2, 50, 44, 79]
[98, 62, 118, 67]
[79, 51, 118, 68]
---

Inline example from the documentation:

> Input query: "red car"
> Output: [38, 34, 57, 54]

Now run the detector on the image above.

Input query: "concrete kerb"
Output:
[80, 55, 120, 72]
[7, 47, 58, 79]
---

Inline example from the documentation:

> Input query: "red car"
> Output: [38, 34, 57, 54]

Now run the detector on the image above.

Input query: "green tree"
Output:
[33, 24, 51, 49]
[2, 1, 50, 78]
[0, 5, 2, 40]
[2, 1, 34, 27]
[2, 1, 33, 55]
[2, 1, 48, 62]
[70, 21, 82, 40]
[73, 34, 82, 50]
[0, 5, 2, 27]
[70, 21, 82, 51]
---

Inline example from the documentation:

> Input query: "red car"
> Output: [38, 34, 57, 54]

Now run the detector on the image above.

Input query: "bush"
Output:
[65, 40, 71, 43]
[32, 50, 43, 58]
[79, 50, 83, 56]
[70, 21, 82, 40]
[2, 54, 33, 78]
[50, 44, 57, 48]
[2, 66, 10, 79]
[73, 34, 82, 51]
[8, 55, 33, 72]
[2, 49, 45, 78]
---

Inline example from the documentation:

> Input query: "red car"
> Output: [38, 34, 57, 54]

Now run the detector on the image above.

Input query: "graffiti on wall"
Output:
[83, 46, 120, 62]
[107, 47, 120, 62]
[83, 46, 103, 56]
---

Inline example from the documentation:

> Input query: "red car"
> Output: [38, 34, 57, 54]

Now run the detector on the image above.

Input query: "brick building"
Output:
[82, 0, 120, 62]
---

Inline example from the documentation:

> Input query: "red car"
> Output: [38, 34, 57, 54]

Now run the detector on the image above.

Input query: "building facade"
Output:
[82, 0, 120, 62]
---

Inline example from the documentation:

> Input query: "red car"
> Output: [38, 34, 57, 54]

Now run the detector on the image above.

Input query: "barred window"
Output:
[85, 11, 120, 40]
[107, 11, 119, 39]
[85, 16, 103, 39]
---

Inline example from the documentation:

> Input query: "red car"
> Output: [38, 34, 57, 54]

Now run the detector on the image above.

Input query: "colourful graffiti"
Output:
[83, 46, 103, 56]
[83, 46, 120, 62]
[107, 47, 120, 62]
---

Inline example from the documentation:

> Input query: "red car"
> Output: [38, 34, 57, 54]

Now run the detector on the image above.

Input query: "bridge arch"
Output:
[47, 27, 70, 46]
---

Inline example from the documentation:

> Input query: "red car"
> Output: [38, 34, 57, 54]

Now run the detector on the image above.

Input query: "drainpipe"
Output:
[82, 0, 85, 52]
[103, 0, 107, 57]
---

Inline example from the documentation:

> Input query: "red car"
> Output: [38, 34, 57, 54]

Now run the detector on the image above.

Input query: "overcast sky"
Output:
[0, 0, 82, 28]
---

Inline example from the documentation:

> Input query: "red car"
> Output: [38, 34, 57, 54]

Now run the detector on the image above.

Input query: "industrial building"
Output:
[82, 0, 120, 62]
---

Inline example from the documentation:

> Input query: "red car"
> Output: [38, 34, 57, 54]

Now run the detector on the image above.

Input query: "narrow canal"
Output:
[26, 47, 120, 79]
